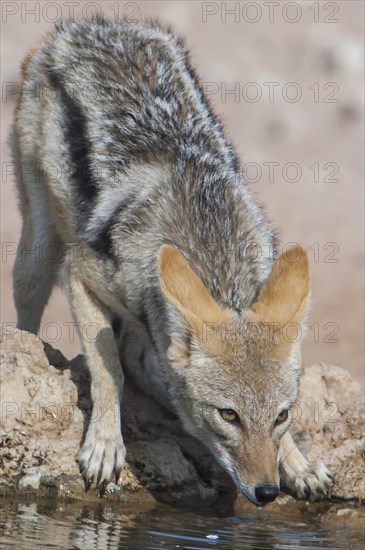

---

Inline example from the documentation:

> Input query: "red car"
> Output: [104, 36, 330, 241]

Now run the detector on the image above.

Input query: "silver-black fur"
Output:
[12, 17, 332, 503]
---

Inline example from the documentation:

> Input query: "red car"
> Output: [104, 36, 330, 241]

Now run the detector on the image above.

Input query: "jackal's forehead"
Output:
[200, 317, 301, 365]
[189, 338, 301, 407]
[186, 322, 302, 419]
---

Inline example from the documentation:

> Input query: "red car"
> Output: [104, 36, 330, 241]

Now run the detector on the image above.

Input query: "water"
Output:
[0, 499, 363, 550]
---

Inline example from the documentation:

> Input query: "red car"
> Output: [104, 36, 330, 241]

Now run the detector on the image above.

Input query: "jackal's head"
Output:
[158, 244, 311, 506]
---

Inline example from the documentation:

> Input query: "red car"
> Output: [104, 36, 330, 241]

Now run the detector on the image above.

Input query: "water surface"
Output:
[0, 499, 363, 549]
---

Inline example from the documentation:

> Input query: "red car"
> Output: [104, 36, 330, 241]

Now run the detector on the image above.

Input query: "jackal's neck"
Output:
[162, 159, 275, 314]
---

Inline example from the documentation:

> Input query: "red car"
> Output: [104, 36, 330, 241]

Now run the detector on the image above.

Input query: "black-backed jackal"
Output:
[12, 17, 332, 505]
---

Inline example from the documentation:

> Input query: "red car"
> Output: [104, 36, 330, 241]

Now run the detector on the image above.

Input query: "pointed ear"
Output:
[158, 245, 231, 338]
[250, 245, 311, 326]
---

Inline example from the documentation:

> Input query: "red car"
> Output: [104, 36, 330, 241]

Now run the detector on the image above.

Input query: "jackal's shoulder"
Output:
[26, 16, 190, 82]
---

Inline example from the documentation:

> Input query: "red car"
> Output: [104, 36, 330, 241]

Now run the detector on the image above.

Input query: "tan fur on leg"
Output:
[279, 431, 333, 500]
[67, 264, 126, 490]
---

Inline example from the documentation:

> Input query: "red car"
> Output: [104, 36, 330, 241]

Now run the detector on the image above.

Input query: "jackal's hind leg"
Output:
[13, 171, 63, 334]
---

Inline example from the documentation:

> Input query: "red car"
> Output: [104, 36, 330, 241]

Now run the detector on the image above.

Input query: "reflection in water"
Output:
[0, 500, 363, 550]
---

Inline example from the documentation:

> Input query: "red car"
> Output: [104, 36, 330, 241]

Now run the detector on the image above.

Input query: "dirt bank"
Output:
[1, 329, 363, 529]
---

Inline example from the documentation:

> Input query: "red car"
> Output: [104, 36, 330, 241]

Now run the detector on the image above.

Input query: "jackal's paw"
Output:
[282, 461, 334, 501]
[78, 427, 126, 494]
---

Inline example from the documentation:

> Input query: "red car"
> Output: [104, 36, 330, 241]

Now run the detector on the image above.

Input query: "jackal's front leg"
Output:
[279, 432, 333, 500]
[68, 268, 126, 492]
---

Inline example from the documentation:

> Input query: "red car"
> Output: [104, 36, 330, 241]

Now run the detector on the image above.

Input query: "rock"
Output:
[293, 363, 365, 502]
[18, 471, 42, 490]
[336, 508, 353, 516]
[127, 438, 199, 489]
[0, 331, 85, 492]
[0, 329, 364, 509]
[317, 503, 364, 530]
[295, 363, 363, 433]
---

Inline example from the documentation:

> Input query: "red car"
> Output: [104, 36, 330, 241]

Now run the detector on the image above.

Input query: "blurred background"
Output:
[1, 1, 364, 386]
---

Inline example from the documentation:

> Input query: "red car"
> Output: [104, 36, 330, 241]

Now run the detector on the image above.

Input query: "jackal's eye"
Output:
[275, 409, 289, 425]
[219, 408, 239, 424]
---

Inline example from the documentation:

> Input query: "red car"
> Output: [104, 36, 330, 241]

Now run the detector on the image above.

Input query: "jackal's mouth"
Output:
[237, 483, 264, 507]
[216, 452, 281, 506]
[214, 451, 264, 507]
[240, 489, 262, 507]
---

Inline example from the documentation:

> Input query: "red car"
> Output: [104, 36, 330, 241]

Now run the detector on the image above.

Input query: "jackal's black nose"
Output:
[255, 485, 279, 505]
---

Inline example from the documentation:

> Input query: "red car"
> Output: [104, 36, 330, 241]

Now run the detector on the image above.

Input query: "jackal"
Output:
[12, 17, 332, 505]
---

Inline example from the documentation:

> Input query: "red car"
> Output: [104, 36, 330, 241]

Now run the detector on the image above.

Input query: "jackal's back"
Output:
[16, 17, 274, 313]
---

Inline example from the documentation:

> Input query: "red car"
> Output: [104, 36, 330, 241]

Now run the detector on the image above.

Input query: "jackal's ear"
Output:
[158, 245, 230, 338]
[250, 245, 311, 326]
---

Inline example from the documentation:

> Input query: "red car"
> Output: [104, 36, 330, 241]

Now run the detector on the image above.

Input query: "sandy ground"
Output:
[1, 1, 364, 385]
